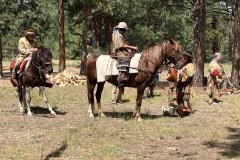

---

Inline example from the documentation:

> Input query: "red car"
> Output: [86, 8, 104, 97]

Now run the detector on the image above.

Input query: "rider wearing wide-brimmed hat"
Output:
[11, 27, 39, 86]
[207, 52, 223, 105]
[176, 50, 196, 111]
[109, 22, 138, 94]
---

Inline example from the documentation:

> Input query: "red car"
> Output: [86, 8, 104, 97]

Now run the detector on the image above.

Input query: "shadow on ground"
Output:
[102, 111, 162, 121]
[27, 106, 67, 117]
[203, 127, 240, 158]
[44, 141, 67, 160]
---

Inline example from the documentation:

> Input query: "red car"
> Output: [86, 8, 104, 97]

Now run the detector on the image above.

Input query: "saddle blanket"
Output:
[96, 53, 141, 82]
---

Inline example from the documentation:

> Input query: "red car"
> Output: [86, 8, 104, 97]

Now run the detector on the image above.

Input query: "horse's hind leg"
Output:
[25, 87, 33, 116]
[135, 86, 146, 122]
[39, 87, 56, 115]
[96, 82, 105, 117]
[87, 80, 96, 117]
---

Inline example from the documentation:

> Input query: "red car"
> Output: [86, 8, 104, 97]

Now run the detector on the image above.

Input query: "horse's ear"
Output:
[169, 38, 175, 45]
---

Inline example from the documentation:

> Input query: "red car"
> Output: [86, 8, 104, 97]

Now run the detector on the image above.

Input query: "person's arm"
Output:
[18, 38, 32, 57]
[123, 44, 138, 51]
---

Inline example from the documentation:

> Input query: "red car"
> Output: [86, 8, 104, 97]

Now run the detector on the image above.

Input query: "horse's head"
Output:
[175, 50, 194, 69]
[32, 46, 53, 74]
[163, 38, 182, 64]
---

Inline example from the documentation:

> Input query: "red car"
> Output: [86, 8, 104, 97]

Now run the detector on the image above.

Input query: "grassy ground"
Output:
[0, 61, 239, 160]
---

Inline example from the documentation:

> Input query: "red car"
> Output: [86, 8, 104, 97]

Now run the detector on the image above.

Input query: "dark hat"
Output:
[182, 50, 194, 59]
[25, 27, 35, 36]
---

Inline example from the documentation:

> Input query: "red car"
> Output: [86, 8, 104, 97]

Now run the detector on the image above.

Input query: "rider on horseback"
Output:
[109, 22, 138, 92]
[11, 27, 38, 86]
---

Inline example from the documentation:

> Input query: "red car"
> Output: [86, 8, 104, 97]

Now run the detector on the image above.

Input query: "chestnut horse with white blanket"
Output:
[86, 39, 181, 121]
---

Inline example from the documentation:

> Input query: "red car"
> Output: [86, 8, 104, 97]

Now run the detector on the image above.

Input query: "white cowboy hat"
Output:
[114, 22, 129, 30]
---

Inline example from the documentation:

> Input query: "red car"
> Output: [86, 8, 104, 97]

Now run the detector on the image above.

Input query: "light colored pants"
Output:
[111, 85, 123, 103]
[207, 75, 220, 103]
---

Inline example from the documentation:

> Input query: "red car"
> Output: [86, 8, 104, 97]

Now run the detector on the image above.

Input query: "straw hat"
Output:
[114, 22, 129, 30]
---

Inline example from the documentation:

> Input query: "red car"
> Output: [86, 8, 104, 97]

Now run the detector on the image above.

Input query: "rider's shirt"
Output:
[16, 37, 37, 62]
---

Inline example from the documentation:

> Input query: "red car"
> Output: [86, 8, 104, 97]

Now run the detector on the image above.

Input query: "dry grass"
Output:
[0, 61, 240, 160]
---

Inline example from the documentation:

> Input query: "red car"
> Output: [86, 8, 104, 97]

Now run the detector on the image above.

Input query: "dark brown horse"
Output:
[86, 39, 181, 121]
[10, 46, 55, 116]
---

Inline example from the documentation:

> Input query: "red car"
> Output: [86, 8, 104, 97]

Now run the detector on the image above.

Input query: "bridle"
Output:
[140, 42, 180, 70]
[21, 48, 52, 80]
[31, 48, 52, 74]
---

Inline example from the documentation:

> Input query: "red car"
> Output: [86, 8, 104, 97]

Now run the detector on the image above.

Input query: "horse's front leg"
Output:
[18, 87, 26, 114]
[39, 87, 56, 115]
[96, 82, 105, 117]
[135, 86, 146, 122]
[25, 87, 33, 116]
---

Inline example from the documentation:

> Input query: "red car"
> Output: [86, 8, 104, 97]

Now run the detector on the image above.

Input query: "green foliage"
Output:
[0, 0, 236, 62]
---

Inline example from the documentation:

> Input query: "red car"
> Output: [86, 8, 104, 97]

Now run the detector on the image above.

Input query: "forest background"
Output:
[0, 0, 239, 87]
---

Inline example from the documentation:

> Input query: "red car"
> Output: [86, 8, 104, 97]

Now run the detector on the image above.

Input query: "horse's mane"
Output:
[141, 44, 162, 61]
[31, 46, 51, 62]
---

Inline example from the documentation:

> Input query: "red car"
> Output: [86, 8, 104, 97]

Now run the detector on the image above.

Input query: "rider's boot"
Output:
[10, 62, 20, 87]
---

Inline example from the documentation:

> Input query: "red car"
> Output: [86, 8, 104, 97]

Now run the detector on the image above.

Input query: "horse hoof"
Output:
[51, 112, 57, 116]
[27, 113, 33, 116]
[89, 113, 94, 118]
[99, 113, 106, 117]
[137, 117, 142, 122]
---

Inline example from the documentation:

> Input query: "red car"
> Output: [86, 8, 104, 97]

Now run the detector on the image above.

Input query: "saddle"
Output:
[10, 59, 53, 88]
[10, 59, 29, 87]
[96, 54, 141, 82]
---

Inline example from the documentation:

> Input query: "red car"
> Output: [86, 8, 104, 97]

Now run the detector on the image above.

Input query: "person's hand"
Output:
[132, 46, 138, 51]
[216, 78, 222, 83]
[178, 69, 183, 76]
[30, 48, 38, 52]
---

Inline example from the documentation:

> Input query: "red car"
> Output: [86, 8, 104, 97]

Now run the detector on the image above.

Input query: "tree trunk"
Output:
[108, 16, 114, 51]
[211, 15, 219, 53]
[231, 0, 240, 86]
[58, 0, 66, 72]
[80, 1, 90, 75]
[93, 15, 102, 48]
[193, 0, 206, 87]
[0, 32, 3, 78]
[228, 19, 234, 59]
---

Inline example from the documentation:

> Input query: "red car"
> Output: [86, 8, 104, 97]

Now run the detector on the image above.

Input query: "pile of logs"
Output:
[46, 70, 86, 86]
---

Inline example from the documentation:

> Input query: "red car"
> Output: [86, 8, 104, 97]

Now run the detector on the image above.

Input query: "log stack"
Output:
[46, 69, 86, 86]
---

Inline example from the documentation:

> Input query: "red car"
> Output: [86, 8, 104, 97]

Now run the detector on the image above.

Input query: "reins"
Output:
[22, 49, 51, 80]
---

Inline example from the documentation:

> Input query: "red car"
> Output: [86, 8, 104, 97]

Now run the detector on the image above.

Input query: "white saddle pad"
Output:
[96, 53, 141, 82]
